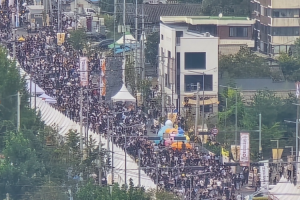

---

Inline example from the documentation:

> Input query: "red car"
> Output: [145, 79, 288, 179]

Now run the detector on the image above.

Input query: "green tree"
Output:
[219, 46, 270, 79]
[145, 31, 159, 67]
[68, 29, 87, 51]
[277, 38, 300, 81]
[23, 182, 69, 200]
[0, 132, 45, 200]
[201, 0, 250, 16]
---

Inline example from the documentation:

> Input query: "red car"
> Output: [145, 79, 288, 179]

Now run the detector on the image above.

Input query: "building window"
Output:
[272, 9, 300, 18]
[229, 27, 248, 37]
[184, 75, 213, 92]
[272, 27, 300, 36]
[185, 52, 206, 69]
[176, 31, 183, 46]
[161, 34, 164, 40]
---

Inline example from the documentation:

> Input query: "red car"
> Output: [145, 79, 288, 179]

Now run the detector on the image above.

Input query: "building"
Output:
[220, 78, 296, 103]
[251, 0, 300, 55]
[159, 21, 219, 117]
[160, 16, 255, 55]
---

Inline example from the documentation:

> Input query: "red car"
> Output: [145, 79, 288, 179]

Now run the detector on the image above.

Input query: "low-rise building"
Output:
[160, 16, 255, 55]
[159, 21, 219, 116]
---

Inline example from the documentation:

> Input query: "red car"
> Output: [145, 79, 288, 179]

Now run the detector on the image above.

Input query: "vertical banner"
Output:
[295, 81, 300, 98]
[100, 58, 106, 97]
[79, 57, 89, 86]
[259, 161, 269, 191]
[231, 145, 240, 161]
[240, 132, 250, 167]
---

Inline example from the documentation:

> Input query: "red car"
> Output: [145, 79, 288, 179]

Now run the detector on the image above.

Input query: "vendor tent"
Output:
[39, 93, 55, 100]
[26, 80, 45, 95]
[116, 33, 136, 45]
[111, 84, 136, 102]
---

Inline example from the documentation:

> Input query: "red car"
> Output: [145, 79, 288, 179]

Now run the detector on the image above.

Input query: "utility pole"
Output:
[57, 0, 61, 32]
[195, 83, 200, 139]
[17, 91, 20, 132]
[141, 3, 145, 80]
[124, 127, 127, 186]
[134, 0, 138, 87]
[296, 103, 299, 184]
[113, 0, 116, 55]
[75, 0, 77, 30]
[259, 113, 262, 158]
[107, 117, 110, 156]
[201, 74, 205, 133]
[98, 126, 102, 186]
[161, 54, 165, 119]
[79, 87, 83, 157]
[138, 149, 141, 187]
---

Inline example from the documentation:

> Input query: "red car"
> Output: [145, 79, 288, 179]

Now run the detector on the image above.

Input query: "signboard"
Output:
[231, 145, 240, 161]
[259, 161, 269, 191]
[100, 59, 106, 96]
[240, 132, 250, 167]
[79, 57, 89, 86]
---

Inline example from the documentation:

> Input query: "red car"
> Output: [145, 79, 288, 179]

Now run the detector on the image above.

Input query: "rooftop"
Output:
[220, 78, 295, 91]
[125, 4, 202, 24]
[161, 16, 254, 25]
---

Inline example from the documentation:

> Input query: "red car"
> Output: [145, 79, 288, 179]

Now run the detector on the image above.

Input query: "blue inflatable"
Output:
[156, 120, 173, 144]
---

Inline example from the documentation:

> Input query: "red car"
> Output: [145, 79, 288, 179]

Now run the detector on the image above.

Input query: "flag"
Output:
[221, 147, 229, 157]
[296, 81, 300, 98]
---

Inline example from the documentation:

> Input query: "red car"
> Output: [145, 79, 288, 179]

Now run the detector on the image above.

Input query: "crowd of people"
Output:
[0, 0, 250, 199]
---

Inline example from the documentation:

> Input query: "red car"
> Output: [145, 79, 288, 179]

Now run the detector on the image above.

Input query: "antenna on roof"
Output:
[218, 13, 223, 18]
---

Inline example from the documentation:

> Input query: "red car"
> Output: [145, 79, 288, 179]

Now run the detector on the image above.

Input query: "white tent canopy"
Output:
[26, 80, 45, 95]
[269, 176, 300, 200]
[116, 33, 136, 45]
[39, 93, 55, 100]
[111, 84, 136, 102]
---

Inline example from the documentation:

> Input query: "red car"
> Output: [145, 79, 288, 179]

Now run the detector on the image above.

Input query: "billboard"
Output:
[100, 58, 106, 97]
[79, 57, 89, 86]
[259, 161, 269, 191]
[240, 132, 250, 167]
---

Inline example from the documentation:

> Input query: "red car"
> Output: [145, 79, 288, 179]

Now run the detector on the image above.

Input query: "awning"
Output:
[182, 97, 219, 105]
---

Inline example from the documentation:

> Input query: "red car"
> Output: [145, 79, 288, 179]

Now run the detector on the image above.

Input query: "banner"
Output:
[221, 147, 230, 157]
[259, 161, 269, 191]
[100, 59, 106, 96]
[240, 132, 250, 167]
[79, 57, 89, 86]
[272, 148, 283, 161]
[231, 145, 240, 161]
[57, 33, 65, 46]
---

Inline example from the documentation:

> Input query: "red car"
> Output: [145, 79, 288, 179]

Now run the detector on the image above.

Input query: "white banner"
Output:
[100, 58, 106, 96]
[79, 57, 89, 86]
[240, 132, 250, 166]
[259, 161, 269, 191]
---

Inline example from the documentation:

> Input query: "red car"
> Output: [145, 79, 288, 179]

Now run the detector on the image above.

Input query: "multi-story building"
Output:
[159, 20, 219, 116]
[251, 0, 300, 55]
[159, 16, 255, 116]
[160, 16, 255, 55]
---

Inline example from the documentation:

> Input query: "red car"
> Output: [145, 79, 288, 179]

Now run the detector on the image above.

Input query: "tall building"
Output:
[251, 0, 300, 55]
[159, 20, 219, 116]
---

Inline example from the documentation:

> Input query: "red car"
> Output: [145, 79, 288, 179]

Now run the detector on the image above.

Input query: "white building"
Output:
[159, 21, 219, 116]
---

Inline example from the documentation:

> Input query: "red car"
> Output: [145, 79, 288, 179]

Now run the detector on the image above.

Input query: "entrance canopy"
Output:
[111, 84, 136, 102]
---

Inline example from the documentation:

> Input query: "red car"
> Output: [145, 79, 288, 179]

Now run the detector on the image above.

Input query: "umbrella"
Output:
[171, 142, 192, 150]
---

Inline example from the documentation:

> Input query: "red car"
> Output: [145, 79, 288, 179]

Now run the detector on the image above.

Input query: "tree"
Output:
[68, 29, 87, 51]
[219, 46, 270, 79]
[145, 31, 159, 67]
[201, 0, 250, 16]
[0, 132, 45, 200]
[277, 38, 300, 81]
